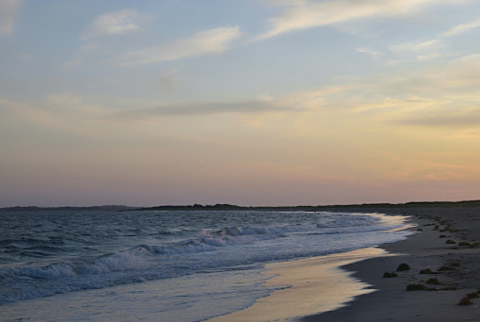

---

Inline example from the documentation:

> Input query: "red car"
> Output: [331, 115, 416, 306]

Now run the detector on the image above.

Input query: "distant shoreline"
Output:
[3, 199, 480, 212]
[0, 205, 135, 212]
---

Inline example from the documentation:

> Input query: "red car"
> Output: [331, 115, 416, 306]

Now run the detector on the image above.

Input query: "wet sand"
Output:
[207, 248, 391, 322]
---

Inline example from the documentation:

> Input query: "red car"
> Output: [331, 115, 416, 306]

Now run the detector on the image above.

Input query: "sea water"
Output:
[0, 209, 413, 321]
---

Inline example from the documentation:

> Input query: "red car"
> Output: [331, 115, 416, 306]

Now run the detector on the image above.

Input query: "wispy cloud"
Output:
[416, 53, 443, 61]
[354, 54, 480, 128]
[355, 47, 383, 58]
[256, 0, 462, 41]
[106, 52, 480, 125]
[397, 111, 480, 127]
[0, 0, 22, 36]
[459, 54, 480, 61]
[108, 85, 346, 120]
[82, 9, 150, 40]
[442, 18, 480, 37]
[390, 39, 442, 52]
[117, 27, 241, 66]
[109, 100, 296, 120]
[388, 16, 480, 61]
[387, 53, 446, 65]
[382, 54, 480, 96]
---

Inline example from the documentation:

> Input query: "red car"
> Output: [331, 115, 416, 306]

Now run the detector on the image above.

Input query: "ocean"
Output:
[0, 209, 413, 321]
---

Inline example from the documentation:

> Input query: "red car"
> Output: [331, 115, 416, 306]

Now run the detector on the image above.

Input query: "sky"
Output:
[1, 0, 480, 207]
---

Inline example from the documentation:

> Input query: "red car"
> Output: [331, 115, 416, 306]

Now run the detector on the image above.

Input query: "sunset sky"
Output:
[1, 0, 480, 207]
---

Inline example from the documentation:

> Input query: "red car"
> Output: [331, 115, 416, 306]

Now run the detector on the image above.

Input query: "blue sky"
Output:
[2, 0, 480, 206]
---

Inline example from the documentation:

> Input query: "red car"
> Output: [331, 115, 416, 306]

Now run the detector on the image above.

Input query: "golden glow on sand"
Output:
[207, 248, 392, 322]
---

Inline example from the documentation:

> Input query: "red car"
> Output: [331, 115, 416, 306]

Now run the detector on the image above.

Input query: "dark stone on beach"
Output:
[458, 242, 471, 247]
[406, 284, 428, 291]
[383, 272, 398, 278]
[420, 268, 437, 275]
[439, 235, 446, 238]
[438, 266, 454, 272]
[449, 262, 461, 267]
[466, 292, 479, 299]
[458, 297, 473, 306]
[446, 240, 456, 244]
[417, 228, 423, 232]
[397, 263, 411, 271]
[434, 225, 440, 231]
[426, 278, 441, 285]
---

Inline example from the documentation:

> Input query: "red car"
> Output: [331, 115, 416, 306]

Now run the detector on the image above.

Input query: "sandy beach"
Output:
[302, 206, 480, 322]
[209, 205, 480, 322]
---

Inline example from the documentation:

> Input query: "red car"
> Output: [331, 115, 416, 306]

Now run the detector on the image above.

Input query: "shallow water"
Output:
[0, 210, 412, 321]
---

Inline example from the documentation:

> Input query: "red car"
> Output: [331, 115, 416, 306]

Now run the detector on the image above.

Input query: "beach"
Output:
[207, 205, 480, 322]
[306, 208, 480, 321]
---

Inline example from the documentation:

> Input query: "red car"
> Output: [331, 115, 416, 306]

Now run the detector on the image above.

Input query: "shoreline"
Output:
[206, 212, 413, 322]
[208, 206, 480, 322]
[207, 248, 392, 322]
[302, 207, 480, 322]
